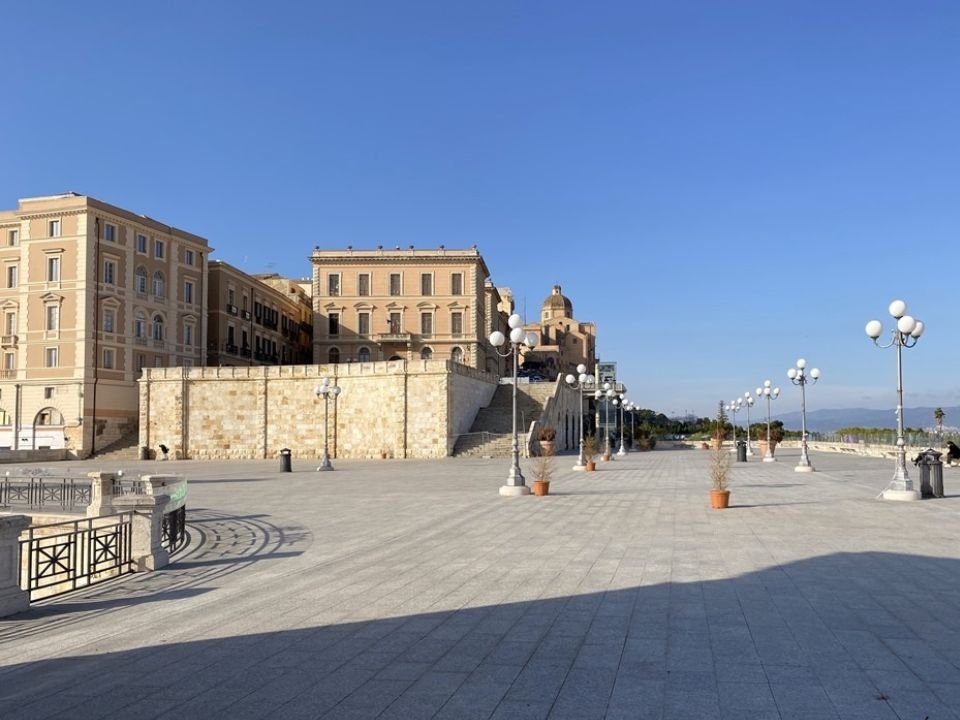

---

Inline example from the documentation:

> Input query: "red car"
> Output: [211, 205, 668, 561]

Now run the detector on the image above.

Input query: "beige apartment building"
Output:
[207, 263, 313, 367]
[310, 246, 507, 371]
[0, 193, 210, 457]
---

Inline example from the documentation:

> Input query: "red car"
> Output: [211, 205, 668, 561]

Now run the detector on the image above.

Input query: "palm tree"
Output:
[934, 407, 945, 447]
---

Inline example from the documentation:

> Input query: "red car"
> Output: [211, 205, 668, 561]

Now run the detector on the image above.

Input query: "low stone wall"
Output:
[0, 449, 71, 464]
[794, 440, 947, 461]
[139, 360, 498, 460]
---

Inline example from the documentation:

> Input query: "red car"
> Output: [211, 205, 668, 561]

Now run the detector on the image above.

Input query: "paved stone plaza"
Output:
[2, 447, 960, 719]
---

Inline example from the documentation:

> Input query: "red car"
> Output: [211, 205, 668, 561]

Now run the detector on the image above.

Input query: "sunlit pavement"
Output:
[2, 448, 960, 720]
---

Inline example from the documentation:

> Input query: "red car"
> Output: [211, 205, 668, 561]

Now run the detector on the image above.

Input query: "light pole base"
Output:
[881, 488, 920, 501]
[762, 457, 777, 463]
[617, 448, 626, 457]
[794, 465, 815, 473]
[317, 454, 334, 471]
[572, 464, 586, 471]
[500, 484, 531, 496]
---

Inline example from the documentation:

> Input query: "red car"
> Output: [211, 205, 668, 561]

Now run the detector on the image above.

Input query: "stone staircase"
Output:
[453, 382, 554, 457]
[91, 429, 141, 461]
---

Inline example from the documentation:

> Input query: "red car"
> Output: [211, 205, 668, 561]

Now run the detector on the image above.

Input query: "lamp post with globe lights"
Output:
[314, 378, 342, 471]
[565, 364, 595, 470]
[615, 393, 628, 456]
[865, 299, 925, 500]
[787, 359, 821, 472]
[743, 392, 756, 456]
[604, 386, 616, 459]
[755, 381, 780, 462]
[725, 398, 743, 450]
[489, 314, 538, 496]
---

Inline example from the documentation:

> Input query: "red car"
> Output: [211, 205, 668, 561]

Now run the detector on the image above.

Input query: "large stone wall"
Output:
[139, 361, 498, 460]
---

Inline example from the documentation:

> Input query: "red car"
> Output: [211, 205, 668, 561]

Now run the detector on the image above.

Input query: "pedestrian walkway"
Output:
[2, 448, 960, 719]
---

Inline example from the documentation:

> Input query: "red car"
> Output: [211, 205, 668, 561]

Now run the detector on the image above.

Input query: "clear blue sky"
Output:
[4, 1, 958, 419]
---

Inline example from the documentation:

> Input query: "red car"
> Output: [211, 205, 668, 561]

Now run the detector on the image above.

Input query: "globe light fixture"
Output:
[314, 378, 342, 471]
[755, 380, 781, 462]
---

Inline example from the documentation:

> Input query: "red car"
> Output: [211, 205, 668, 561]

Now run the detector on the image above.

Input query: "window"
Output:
[452, 347, 464, 363]
[389, 312, 401, 334]
[154, 356, 164, 368]
[184, 324, 194, 347]
[46, 305, 59, 331]
[228, 288, 235, 306]
[104, 223, 116, 242]
[44, 387, 54, 399]
[420, 312, 433, 335]
[451, 273, 463, 295]
[153, 271, 165, 297]
[327, 274, 340, 296]
[137, 234, 147, 253]
[3, 352, 14, 371]
[136, 354, 145, 373]
[49, 219, 60, 237]
[135, 266, 147, 294]
[184, 280, 194, 304]
[358, 312, 370, 336]
[421, 273, 432, 296]
[134, 316, 146, 338]
[420, 347, 433, 360]
[328, 313, 340, 335]
[358, 347, 370, 362]
[6, 265, 17, 288]
[154, 239, 164, 258]
[328, 347, 340, 364]
[8, 229, 18, 246]
[102, 348, 114, 369]
[185, 249, 194, 265]
[389, 273, 401, 296]
[47, 256, 61, 282]
[153, 315, 164, 341]
[103, 260, 116, 285]
[358, 273, 370, 296]
[103, 309, 115, 333]
[45, 347, 58, 368]
[451, 311, 463, 337]
[4, 312, 15, 335]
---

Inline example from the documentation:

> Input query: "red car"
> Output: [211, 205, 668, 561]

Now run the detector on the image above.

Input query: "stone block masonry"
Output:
[139, 360, 498, 460]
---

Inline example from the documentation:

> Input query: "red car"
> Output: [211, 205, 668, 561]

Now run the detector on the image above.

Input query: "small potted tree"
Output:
[583, 433, 597, 471]
[538, 425, 556, 456]
[532, 442, 555, 496]
[753, 421, 785, 458]
[710, 442, 731, 509]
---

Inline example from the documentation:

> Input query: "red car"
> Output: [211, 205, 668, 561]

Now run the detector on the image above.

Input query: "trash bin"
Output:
[139, 445, 150, 461]
[736, 440, 747, 463]
[916, 449, 943, 498]
[279, 448, 292, 473]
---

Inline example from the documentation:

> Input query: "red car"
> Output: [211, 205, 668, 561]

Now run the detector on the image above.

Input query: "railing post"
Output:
[141, 474, 181, 499]
[86, 471, 117, 518]
[0, 515, 30, 618]
[112, 495, 170, 571]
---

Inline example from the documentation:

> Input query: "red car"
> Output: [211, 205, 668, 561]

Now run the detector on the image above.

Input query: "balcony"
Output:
[226, 304, 238, 316]
[377, 332, 412, 343]
[240, 346, 252, 358]
[0, 369, 15, 379]
[225, 343, 238, 355]
[1, 334, 17, 347]
[134, 336, 147, 346]
[242, 310, 252, 321]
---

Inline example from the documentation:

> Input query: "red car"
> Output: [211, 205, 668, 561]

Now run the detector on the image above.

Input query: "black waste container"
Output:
[916, 449, 943, 498]
[279, 448, 292, 473]
[139, 445, 150, 461]
[736, 440, 747, 463]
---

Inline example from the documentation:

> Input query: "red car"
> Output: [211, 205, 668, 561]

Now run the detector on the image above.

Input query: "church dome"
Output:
[541, 285, 573, 319]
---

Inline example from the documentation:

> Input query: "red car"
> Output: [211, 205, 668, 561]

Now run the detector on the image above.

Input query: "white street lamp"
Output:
[866, 299, 925, 500]
[615, 393, 627, 456]
[725, 398, 743, 454]
[490, 313, 537, 496]
[604, 386, 616, 459]
[565, 364, 595, 471]
[755, 380, 781, 462]
[314, 378, 342, 471]
[743, 392, 755, 456]
[787, 359, 821, 472]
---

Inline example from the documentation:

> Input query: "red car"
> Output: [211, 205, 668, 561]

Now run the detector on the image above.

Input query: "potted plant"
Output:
[753, 421, 785, 458]
[538, 425, 556, 456]
[583, 433, 597, 471]
[710, 441, 731, 509]
[532, 442, 554, 496]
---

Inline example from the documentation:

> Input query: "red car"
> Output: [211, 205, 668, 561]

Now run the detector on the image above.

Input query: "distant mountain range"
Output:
[772, 406, 960, 433]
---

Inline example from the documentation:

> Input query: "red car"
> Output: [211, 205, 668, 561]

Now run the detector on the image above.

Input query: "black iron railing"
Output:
[20, 513, 133, 601]
[0, 476, 91, 512]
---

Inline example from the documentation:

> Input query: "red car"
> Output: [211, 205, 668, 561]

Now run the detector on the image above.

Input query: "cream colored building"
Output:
[310, 246, 505, 371]
[207, 264, 313, 367]
[521, 285, 597, 379]
[0, 193, 211, 457]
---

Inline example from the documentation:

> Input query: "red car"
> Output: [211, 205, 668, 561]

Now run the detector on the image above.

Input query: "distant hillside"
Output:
[772, 406, 960, 434]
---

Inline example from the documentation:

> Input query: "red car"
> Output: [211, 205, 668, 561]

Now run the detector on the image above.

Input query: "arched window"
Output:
[35, 407, 64, 426]
[389, 355, 403, 361]
[451, 346, 464, 364]
[357, 347, 370, 363]
[420, 346, 433, 360]
[153, 315, 164, 341]
[328, 347, 340, 364]
[153, 271, 165, 298]
[135, 266, 148, 294]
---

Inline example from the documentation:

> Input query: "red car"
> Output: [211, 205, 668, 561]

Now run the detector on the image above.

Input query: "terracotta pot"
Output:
[710, 489, 731, 509]
[539, 440, 555, 456]
[585, 461, 596, 471]
[758, 440, 778, 457]
[533, 479, 550, 496]
[602, 454, 611, 462]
